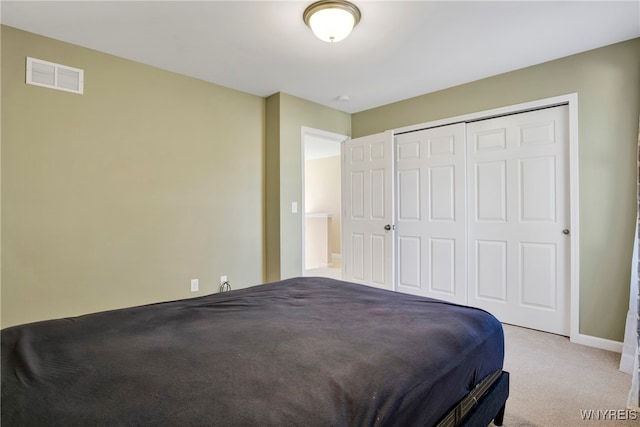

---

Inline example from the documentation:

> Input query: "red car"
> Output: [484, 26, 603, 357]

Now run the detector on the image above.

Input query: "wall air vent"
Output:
[26, 57, 84, 94]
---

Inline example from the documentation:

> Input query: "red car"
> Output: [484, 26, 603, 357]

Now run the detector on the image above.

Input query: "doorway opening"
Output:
[301, 127, 348, 280]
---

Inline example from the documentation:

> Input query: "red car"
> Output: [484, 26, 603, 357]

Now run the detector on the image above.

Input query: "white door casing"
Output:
[395, 123, 467, 304]
[466, 105, 570, 335]
[342, 131, 395, 290]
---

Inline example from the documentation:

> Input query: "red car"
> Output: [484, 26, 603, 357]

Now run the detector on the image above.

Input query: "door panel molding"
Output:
[467, 105, 570, 335]
[342, 131, 395, 290]
[395, 123, 467, 304]
[344, 94, 580, 341]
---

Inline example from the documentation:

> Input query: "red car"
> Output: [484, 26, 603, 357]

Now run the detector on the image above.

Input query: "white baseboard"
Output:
[571, 333, 623, 353]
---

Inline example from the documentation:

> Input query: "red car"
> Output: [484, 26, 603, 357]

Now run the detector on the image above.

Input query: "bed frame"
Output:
[438, 370, 509, 427]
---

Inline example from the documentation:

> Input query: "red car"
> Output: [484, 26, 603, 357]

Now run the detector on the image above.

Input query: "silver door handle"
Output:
[563, 229, 570, 235]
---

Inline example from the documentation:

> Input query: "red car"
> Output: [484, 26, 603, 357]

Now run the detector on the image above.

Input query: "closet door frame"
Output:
[393, 93, 587, 348]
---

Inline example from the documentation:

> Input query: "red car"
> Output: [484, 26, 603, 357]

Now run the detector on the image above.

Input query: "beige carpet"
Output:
[495, 324, 636, 426]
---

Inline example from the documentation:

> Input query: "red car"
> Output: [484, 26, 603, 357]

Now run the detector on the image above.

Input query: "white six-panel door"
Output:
[466, 106, 570, 335]
[395, 123, 467, 304]
[341, 106, 570, 336]
[342, 131, 395, 290]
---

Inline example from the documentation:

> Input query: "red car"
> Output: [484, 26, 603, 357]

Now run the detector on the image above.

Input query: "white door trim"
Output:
[392, 93, 580, 344]
[300, 126, 349, 276]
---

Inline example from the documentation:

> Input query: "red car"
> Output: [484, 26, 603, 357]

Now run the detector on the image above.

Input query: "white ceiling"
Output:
[2, 1, 639, 114]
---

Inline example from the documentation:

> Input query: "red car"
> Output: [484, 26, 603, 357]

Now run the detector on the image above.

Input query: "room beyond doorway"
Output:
[301, 127, 348, 280]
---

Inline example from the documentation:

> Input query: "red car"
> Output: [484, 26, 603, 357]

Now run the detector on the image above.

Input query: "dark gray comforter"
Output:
[1, 277, 504, 426]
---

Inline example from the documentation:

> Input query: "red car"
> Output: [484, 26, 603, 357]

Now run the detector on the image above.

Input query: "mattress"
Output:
[1, 277, 504, 426]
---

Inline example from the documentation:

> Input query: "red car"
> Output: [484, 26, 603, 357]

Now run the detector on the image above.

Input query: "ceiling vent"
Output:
[26, 57, 84, 94]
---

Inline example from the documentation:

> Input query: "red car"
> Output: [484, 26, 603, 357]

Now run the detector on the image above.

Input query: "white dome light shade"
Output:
[308, 8, 354, 42]
[303, 1, 361, 43]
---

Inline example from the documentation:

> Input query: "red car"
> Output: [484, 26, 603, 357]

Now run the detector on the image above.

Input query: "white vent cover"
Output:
[26, 57, 84, 94]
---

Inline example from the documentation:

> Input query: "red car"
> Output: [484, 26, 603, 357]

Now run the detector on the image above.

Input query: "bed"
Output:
[1, 277, 508, 426]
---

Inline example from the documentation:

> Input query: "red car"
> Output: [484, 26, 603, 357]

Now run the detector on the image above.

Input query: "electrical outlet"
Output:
[190, 279, 199, 292]
[219, 275, 230, 293]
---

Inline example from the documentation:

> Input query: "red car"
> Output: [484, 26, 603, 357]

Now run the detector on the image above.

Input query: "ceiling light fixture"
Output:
[303, 0, 361, 43]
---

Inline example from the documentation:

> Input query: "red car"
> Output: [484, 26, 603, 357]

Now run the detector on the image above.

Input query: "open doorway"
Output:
[301, 127, 348, 280]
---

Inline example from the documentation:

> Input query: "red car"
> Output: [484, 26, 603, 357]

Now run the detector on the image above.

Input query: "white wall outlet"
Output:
[291, 201, 298, 213]
[190, 278, 199, 292]
[220, 275, 227, 285]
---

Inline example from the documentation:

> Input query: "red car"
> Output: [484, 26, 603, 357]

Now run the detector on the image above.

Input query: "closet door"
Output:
[342, 131, 395, 290]
[467, 106, 570, 335]
[395, 123, 467, 304]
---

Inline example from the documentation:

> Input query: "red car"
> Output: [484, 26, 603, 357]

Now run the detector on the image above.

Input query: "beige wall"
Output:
[3, 24, 637, 343]
[352, 38, 640, 342]
[264, 95, 281, 282]
[305, 156, 341, 256]
[265, 93, 350, 281]
[1, 26, 265, 327]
